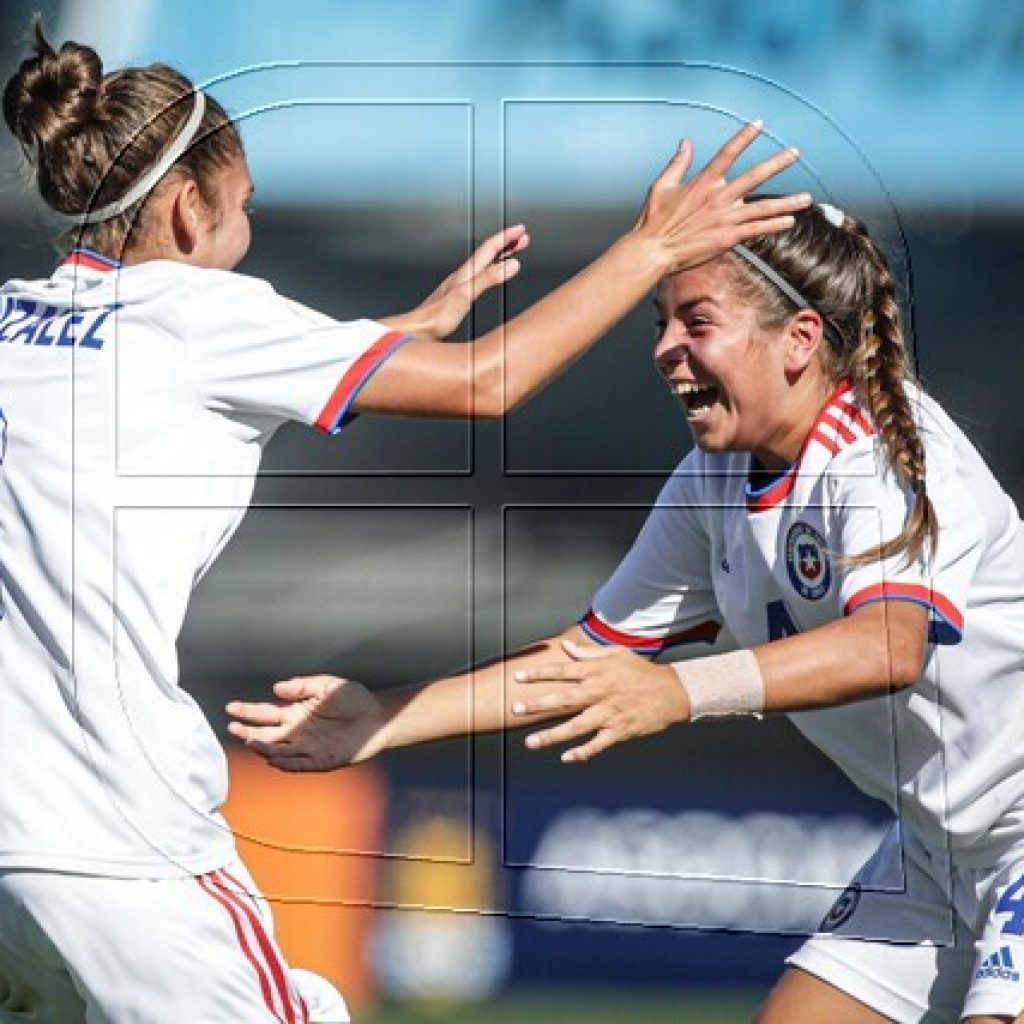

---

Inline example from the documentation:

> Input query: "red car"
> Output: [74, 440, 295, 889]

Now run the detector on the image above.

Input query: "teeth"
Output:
[672, 382, 713, 396]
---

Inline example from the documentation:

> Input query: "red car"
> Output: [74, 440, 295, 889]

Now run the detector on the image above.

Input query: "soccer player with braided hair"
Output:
[231, 202, 1024, 1022]
[0, 17, 811, 1022]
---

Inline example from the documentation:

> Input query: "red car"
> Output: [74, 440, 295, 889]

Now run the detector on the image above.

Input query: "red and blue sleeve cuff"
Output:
[843, 582, 963, 645]
[314, 329, 412, 434]
[580, 610, 721, 654]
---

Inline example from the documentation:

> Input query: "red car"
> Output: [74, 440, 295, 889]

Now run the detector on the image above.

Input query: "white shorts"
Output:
[788, 824, 1024, 1022]
[0, 859, 309, 1023]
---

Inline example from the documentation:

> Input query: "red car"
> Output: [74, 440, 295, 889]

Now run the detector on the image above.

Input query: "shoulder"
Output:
[831, 383, 962, 477]
[131, 262, 278, 305]
[133, 265, 312, 348]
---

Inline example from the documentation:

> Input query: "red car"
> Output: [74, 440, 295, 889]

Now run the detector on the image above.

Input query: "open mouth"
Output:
[672, 381, 720, 420]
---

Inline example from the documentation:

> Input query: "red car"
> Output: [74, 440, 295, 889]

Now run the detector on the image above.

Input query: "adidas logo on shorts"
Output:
[975, 946, 1020, 983]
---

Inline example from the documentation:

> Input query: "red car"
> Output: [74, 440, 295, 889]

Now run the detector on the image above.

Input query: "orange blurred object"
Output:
[223, 749, 387, 1013]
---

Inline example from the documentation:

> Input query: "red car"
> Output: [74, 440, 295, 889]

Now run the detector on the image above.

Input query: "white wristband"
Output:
[672, 649, 765, 721]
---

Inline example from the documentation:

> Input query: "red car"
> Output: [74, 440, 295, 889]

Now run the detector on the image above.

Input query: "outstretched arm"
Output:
[226, 600, 926, 771]
[350, 121, 811, 419]
[226, 624, 590, 772]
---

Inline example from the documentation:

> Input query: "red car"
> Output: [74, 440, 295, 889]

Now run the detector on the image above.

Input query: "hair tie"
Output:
[818, 203, 845, 228]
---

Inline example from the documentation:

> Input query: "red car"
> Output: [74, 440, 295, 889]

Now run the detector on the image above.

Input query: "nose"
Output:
[654, 320, 689, 372]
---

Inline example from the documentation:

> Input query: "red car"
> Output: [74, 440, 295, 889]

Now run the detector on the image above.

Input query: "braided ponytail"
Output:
[725, 204, 937, 567]
[846, 226, 937, 566]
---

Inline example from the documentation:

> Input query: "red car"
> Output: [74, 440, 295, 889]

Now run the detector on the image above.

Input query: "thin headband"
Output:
[732, 203, 846, 348]
[732, 243, 812, 315]
[79, 91, 206, 225]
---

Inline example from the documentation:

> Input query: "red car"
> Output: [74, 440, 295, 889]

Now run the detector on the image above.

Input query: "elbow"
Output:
[849, 601, 929, 693]
[472, 392, 507, 420]
[885, 636, 928, 690]
[472, 365, 518, 419]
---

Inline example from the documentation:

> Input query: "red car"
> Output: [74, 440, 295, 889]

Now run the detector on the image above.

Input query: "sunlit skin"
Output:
[188, 156, 254, 270]
[653, 260, 832, 470]
[122, 154, 254, 270]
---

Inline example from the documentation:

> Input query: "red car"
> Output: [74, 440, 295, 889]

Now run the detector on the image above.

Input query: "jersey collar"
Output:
[745, 378, 856, 513]
[59, 248, 122, 273]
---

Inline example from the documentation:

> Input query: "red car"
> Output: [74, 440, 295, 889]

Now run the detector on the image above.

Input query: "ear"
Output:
[168, 178, 204, 256]
[784, 309, 824, 377]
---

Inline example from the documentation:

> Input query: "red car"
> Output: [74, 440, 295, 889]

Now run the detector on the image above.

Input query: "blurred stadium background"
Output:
[3, 1, 1023, 1019]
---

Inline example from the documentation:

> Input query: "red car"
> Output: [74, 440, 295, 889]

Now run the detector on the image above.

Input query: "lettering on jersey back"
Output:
[0, 298, 118, 350]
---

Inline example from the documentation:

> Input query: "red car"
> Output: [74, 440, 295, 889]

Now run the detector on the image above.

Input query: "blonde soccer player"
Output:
[231, 201, 1024, 1022]
[0, 18, 809, 1023]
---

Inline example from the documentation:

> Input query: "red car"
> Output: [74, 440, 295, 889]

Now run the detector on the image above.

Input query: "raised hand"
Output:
[226, 675, 389, 772]
[634, 120, 810, 273]
[509, 638, 690, 764]
[407, 224, 531, 340]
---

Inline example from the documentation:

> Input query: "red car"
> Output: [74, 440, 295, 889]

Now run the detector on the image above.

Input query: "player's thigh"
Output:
[755, 966, 892, 1024]
[0, 869, 88, 1023]
[0, 940, 87, 1024]
[11, 863, 305, 1023]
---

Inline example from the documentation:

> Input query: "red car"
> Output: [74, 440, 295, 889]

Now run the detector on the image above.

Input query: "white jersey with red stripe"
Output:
[584, 379, 1024, 862]
[0, 248, 407, 877]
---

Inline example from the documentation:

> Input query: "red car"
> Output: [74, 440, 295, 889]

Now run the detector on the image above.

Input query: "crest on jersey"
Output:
[819, 884, 860, 932]
[785, 522, 831, 600]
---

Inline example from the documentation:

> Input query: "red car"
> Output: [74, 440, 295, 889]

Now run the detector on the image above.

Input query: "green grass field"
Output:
[367, 988, 762, 1023]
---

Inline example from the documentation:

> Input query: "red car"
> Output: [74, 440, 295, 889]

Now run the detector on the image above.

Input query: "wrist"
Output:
[657, 664, 692, 725]
[374, 689, 406, 752]
[379, 310, 434, 339]
[671, 649, 765, 721]
[613, 229, 674, 284]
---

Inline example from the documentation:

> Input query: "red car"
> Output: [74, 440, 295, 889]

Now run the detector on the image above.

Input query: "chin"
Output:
[689, 428, 745, 458]
[688, 426, 723, 453]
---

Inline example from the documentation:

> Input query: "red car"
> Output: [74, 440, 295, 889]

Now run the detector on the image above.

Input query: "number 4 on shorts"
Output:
[996, 875, 1024, 936]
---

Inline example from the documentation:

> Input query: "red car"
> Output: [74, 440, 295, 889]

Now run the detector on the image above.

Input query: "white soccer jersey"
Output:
[584, 380, 1024, 862]
[0, 247, 408, 877]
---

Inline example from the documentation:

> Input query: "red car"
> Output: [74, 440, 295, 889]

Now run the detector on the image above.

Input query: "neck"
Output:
[752, 375, 835, 470]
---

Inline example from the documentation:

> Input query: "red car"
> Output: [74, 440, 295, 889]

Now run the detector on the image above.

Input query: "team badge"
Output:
[785, 522, 831, 600]
[819, 884, 860, 932]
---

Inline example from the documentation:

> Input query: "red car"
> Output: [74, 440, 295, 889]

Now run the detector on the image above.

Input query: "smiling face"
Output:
[654, 258, 827, 469]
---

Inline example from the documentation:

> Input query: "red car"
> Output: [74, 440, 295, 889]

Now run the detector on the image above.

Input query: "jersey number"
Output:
[996, 876, 1024, 936]
[766, 600, 800, 641]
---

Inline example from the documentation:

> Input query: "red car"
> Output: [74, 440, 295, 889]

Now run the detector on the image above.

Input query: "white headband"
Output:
[79, 91, 207, 225]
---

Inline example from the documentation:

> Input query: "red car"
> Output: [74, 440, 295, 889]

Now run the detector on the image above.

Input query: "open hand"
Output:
[411, 224, 530, 340]
[226, 675, 389, 772]
[509, 639, 690, 763]
[634, 120, 811, 273]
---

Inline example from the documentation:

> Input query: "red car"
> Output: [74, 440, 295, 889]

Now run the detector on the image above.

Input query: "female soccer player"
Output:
[0, 20, 808, 1023]
[229, 201, 1024, 1022]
